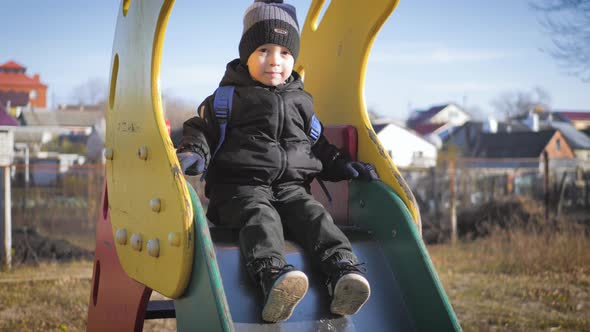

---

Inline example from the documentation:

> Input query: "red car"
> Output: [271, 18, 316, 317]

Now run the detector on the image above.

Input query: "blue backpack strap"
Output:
[309, 114, 321, 143]
[200, 86, 234, 181]
[210, 85, 235, 161]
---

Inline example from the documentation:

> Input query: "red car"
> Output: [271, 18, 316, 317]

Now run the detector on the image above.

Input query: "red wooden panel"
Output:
[310, 126, 357, 225]
[87, 181, 152, 332]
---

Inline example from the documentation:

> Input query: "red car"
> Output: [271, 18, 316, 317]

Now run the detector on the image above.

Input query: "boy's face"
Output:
[247, 43, 294, 86]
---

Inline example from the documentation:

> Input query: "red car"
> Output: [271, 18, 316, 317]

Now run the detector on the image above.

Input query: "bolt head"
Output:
[130, 234, 142, 251]
[147, 239, 160, 258]
[115, 229, 127, 245]
[104, 148, 114, 160]
[150, 198, 161, 212]
[168, 232, 181, 247]
[138, 146, 148, 160]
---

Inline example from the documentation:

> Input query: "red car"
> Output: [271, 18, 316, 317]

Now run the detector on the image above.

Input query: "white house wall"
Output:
[430, 104, 470, 125]
[376, 125, 437, 168]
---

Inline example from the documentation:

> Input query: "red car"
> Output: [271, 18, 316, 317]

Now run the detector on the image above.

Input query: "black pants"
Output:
[207, 183, 357, 279]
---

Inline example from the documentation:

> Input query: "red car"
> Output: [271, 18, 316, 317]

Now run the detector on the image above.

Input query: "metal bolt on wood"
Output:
[104, 148, 114, 160]
[150, 198, 161, 212]
[130, 234, 142, 251]
[168, 232, 181, 247]
[138, 146, 148, 160]
[115, 229, 127, 245]
[147, 239, 160, 258]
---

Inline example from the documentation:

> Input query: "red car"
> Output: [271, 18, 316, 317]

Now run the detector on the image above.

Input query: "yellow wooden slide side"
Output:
[296, 0, 421, 228]
[105, 0, 194, 298]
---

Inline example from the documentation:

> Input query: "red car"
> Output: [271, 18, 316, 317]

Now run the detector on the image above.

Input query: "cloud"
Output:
[423, 82, 502, 93]
[369, 44, 516, 65]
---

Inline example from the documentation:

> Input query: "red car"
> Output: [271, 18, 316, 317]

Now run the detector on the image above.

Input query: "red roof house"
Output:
[554, 110, 590, 130]
[0, 60, 47, 108]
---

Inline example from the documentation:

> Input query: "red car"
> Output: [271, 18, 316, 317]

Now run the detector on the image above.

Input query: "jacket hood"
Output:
[219, 59, 303, 92]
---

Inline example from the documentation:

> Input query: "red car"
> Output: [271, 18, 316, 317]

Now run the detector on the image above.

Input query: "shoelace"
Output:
[338, 262, 367, 274]
[247, 259, 294, 276]
[326, 262, 367, 291]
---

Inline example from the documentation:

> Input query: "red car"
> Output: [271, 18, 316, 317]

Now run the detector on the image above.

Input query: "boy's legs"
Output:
[208, 184, 286, 277]
[208, 184, 308, 322]
[274, 184, 370, 316]
[273, 184, 357, 268]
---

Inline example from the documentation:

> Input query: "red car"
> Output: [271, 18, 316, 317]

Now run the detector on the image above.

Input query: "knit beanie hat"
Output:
[239, 0, 300, 65]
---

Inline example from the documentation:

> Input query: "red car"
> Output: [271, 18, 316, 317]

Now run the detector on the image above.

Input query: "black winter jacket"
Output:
[178, 59, 349, 190]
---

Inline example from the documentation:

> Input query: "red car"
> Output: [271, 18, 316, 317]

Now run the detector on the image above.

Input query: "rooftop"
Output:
[473, 130, 558, 158]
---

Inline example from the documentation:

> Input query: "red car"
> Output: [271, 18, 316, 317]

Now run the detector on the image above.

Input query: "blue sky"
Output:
[1, 0, 588, 121]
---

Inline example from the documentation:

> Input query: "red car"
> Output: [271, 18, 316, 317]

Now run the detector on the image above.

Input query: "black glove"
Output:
[176, 151, 206, 175]
[343, 161, 379, 181]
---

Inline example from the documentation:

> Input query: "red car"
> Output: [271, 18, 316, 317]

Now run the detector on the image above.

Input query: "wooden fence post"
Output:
[449, 159, 457, 244]
[1, 166, 11, 270]
[543, 150, 550, 223]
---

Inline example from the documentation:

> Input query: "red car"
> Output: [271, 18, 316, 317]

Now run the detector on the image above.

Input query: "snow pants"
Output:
[207, 183, 357, 279]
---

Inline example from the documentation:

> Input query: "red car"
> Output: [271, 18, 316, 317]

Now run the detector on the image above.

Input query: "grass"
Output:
[429, 220, 590, 332]
[0, 261, 175, 332]
[1, 220, 588, 331]
[0, 261, 92, 332]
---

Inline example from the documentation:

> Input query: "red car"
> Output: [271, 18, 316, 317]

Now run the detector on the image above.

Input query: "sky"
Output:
[1, 0, 589, 121]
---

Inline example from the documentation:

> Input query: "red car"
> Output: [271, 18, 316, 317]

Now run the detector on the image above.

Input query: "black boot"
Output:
[326, 260, 371, 316]
[253, 261, 309, 322]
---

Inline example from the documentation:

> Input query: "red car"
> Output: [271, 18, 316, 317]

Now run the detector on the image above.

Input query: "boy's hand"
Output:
[177, 151, 206, 175]
[344, 161, 379, 181]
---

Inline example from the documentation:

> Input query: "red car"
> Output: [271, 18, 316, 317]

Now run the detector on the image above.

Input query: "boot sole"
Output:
[262, 271, 309, 322]
[330, 273, 371, 316]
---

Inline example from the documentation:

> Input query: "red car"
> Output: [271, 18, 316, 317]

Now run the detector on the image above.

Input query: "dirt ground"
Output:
[10, 227, 94, 266]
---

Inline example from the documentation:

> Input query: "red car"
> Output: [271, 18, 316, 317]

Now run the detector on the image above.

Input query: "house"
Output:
[513, 111, 590, 167]
[7, 105, 105, 183]
[0, 128, 14, 167]
[470, 130, 576, 170]
[406, 103, 471, 145]
[0, 61, 47, 110]
[372, 119, 437, 169]
[466, 129, 578, 196]
[20, 108, 103, 130]
[554, 110, 590, 130]
[548, 122, 590, 165]
[444, 119, 531, 156]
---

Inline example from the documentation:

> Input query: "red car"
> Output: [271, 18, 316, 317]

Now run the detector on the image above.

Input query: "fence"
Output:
[9, 163, 210, 252]
[8, 158, 590, 251]
[402, 157, 590, 242]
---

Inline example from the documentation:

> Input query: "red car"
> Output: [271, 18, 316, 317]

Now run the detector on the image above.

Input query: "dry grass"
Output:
[429, 220, 590, 331]
[0, 261, 92, 332]
[0, 261, 176, 332]
[1, 214, 588, 331]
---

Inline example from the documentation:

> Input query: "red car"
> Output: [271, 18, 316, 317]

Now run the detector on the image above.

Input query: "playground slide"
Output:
[87, 0, 462, 330]
[173, 183, 460, 332]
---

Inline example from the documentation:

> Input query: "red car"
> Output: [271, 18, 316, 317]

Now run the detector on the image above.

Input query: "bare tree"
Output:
[162, 93, 197, 131]
[531, 0, 590, 81]
[367, 107, 383, 122]
[491, 87, 552, 120]
[464, 105, 487, 121]
[70, 78, 108, 106]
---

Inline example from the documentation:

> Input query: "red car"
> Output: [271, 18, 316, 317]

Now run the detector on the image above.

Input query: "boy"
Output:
[177, 0, 376, 323]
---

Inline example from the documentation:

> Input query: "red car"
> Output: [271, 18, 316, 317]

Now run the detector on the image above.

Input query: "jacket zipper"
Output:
[274, 92, 287, 182]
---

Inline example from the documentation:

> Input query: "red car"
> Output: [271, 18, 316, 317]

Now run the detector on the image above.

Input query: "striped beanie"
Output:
[239, 0, 300, 64]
